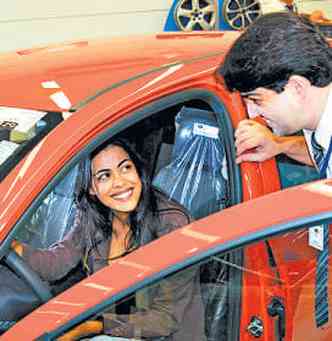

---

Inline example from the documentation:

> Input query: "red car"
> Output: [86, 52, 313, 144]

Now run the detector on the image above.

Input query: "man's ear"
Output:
[286, 75, 311, 99]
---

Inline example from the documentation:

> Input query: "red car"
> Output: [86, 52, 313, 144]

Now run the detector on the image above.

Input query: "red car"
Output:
[0, 31, 327, 341]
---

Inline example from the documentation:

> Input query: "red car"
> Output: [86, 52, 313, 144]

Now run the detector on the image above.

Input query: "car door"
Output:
[4, 179, 332, 341]
[0, 88, 245, 334]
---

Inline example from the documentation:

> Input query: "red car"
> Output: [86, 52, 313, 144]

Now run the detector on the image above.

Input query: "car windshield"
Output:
[0, 107, 63, 182]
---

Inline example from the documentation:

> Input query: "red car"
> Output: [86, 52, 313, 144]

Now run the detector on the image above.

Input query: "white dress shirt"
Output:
[303, 87, 332, 178]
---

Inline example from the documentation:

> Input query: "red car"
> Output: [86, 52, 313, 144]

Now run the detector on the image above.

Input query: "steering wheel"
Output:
[4, 250, 52, 303]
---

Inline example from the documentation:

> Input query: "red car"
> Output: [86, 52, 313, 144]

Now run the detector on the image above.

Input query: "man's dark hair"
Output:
[218, 12, 332, 93]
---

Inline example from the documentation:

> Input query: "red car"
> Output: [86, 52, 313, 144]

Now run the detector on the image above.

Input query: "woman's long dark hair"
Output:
[76, 138, 158, 254]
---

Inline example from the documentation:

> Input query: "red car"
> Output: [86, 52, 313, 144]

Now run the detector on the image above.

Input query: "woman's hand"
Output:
[57, 320, 103, 340]
[11, 240, 24, 257]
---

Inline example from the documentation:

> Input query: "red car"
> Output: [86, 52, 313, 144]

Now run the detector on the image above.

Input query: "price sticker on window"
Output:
[309, 226, 324, 251]
[0, 107, 46, 133]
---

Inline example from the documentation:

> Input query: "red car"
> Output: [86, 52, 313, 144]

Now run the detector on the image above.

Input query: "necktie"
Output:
[315, 225, 329, 327]
[311, 132, 329, 327]
[311, 133, 325, 172]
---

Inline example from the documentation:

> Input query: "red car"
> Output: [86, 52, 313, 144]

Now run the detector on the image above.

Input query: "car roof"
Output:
[0, 31, 239, 111]
[4, 178, 332, 340]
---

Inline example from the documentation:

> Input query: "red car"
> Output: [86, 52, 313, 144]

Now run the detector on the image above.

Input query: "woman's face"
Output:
[90, 145, 142, 221]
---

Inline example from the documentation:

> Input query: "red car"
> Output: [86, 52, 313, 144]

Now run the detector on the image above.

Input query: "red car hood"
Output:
[0, 31, 239, 112]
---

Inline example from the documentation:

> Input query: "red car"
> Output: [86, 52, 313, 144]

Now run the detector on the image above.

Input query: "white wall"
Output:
[261, 0, 332, 18]
[297, 0, 332, 18]
[1, 1, 331, 52]
[0, 1, 173, 52]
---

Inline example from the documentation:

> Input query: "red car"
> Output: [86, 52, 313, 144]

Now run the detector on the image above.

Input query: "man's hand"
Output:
[235, 119, 280, 163]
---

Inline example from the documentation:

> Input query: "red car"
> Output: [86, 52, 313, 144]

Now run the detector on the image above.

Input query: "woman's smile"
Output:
[111, 188, 134, 201]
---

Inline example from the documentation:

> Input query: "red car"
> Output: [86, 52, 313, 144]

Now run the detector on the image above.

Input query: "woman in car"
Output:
[13, 138, 206, 341]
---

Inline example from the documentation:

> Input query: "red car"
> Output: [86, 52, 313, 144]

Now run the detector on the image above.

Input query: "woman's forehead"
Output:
[92, 145, 130, 169]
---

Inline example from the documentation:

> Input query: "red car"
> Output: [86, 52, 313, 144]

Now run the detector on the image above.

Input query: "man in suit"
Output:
[218, 12, 332, 177]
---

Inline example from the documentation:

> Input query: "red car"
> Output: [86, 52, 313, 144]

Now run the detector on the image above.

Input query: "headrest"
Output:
[172, 106, 224, 168]
[175, 106, 218, 126]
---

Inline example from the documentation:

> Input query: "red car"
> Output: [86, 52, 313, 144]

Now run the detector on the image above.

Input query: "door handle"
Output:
[268, 297, 285, 341]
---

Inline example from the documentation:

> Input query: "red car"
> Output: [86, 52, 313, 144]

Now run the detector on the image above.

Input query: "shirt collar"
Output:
[312, 87, 332, 150]
[303, 87, 332, 151]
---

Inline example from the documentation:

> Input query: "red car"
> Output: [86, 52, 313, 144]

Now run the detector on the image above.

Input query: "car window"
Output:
[57, 221, 331, 341]
[0, 107, 63, 182]
[276, 154, 321, 189]
[274, 129, 321, 188]
[15, 97, 237, 249]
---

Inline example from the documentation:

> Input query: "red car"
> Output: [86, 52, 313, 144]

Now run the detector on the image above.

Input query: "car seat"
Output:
[26, 165, 79, 248]
[153, 106, 230, 341]
[153, 106, 229, 219]
[18, 164, 87, 294]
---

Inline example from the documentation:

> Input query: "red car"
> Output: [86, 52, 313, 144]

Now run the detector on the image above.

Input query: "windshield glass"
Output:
[0, 107, 63, 182]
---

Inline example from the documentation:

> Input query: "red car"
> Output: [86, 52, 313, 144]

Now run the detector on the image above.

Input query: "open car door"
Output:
[2, 180, 332, 341]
